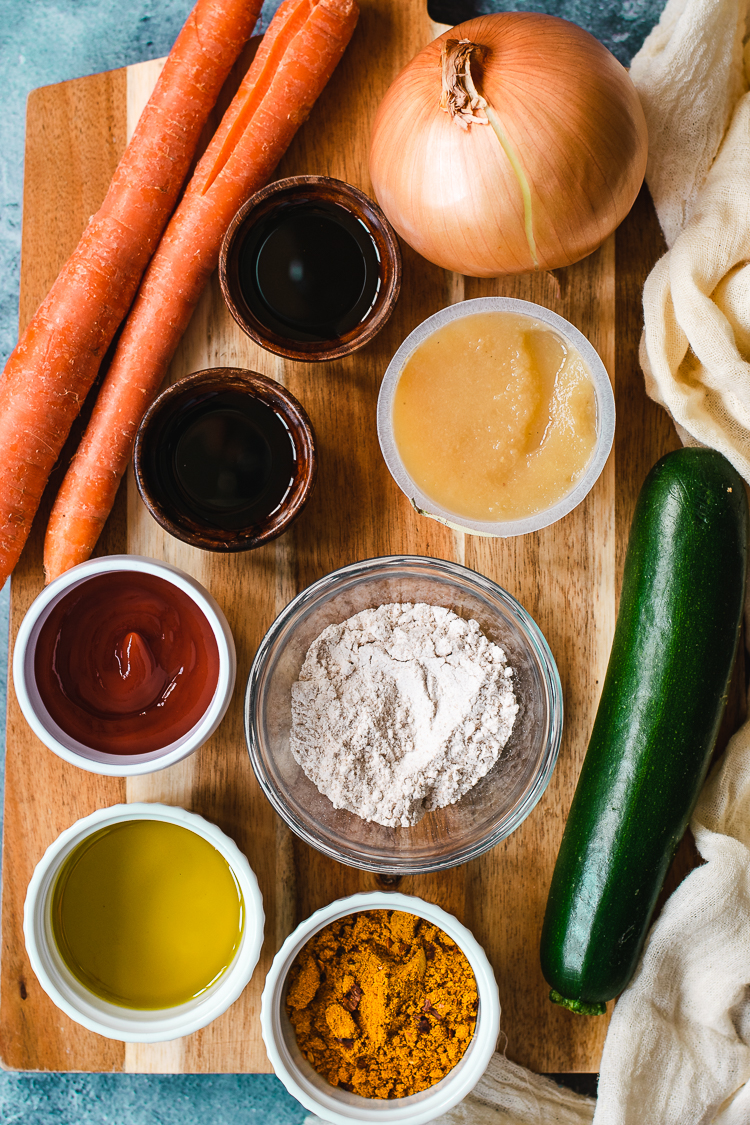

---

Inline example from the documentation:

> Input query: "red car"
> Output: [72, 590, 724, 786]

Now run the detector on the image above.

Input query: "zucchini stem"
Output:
[549, 989, 606, 1017]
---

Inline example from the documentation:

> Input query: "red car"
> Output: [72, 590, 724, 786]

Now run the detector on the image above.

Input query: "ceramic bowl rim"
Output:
[377, 296, 615, 537]
[23, 802, 264, 1042]
[245, 554, 562, 873]
[12, 555, 236, 776]
[260, 890, 500, 1124]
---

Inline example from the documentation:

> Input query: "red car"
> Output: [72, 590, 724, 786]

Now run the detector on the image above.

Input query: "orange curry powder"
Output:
[285, 909, 478, 1099]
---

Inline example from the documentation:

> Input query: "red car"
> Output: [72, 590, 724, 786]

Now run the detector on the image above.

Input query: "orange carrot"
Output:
[44, 0, 359, 582]
[0, 0, 263, 589]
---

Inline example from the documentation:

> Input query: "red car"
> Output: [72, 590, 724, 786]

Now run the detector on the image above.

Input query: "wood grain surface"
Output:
[0, 0, 702, 1075]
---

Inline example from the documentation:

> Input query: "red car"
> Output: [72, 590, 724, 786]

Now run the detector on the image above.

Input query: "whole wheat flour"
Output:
[290, 603, 518, 827]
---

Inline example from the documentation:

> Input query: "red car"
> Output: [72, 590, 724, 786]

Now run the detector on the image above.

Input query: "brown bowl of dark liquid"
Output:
[133, 368, 317, 552]
[219, 176, 401, 362]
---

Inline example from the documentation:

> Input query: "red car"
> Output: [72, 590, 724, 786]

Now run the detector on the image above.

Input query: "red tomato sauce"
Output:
[34, 571, 220, 755]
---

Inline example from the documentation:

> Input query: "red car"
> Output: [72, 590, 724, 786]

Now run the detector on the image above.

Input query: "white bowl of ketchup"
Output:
[13, 555, 236, 776]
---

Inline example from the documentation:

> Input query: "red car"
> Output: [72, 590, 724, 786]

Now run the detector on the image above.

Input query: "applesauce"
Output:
[391, 311, 598, 522]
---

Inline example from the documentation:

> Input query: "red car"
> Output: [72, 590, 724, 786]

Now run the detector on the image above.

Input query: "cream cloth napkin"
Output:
[633, 0, 750, 466]
[303, 1053, 595, 1124]
[306, 2, 750, 1121]
[593, 711, 750, 1124]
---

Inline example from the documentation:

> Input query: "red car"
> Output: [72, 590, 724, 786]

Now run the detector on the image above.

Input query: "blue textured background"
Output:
[427, 0, 662, 66]
[0, 0, 665, 1120]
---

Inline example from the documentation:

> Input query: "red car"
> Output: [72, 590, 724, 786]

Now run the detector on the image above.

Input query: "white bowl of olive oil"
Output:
[377, 297, 615, 537]
[24, 803, 264, 1042]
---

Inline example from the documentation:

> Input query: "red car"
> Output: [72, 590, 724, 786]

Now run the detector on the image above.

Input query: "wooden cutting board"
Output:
[0, 0, 707, 1076]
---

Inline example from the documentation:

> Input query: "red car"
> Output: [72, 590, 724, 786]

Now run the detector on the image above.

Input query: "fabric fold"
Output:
[304, 1053, 595, 1124]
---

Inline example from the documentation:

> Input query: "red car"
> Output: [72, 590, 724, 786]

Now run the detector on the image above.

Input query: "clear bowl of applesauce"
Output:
[377, 297, 615, 537]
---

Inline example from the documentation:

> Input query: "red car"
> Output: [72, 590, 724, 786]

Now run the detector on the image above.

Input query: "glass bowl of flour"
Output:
[245, 556, 562, 873]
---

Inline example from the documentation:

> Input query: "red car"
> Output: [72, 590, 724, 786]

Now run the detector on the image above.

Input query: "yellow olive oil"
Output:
[51, 819, 244, 1009]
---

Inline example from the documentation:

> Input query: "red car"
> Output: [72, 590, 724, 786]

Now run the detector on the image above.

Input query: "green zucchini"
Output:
[540, 448, 748, 1013]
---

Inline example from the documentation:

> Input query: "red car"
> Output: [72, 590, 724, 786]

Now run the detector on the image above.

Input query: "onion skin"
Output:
[369, 14, 648, 276]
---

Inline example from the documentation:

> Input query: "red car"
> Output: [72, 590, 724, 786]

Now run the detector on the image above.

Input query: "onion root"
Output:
[439, 38, 489, 128]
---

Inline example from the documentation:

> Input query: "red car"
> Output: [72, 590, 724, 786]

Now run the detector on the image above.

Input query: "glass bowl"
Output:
[245, 557, 562, 873]
[219, 176, 401, 363]
[133, 368, 316, 553]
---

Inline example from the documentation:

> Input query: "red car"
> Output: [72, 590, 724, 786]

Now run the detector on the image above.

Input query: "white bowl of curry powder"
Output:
[260, 891, 500, 1124]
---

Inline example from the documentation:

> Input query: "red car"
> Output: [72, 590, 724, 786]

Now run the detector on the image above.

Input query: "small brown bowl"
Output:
[218, 175, 401, 362]
[133, 368, 317, 552]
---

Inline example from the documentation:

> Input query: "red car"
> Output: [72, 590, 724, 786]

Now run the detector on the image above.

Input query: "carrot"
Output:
[0, 0, 263, 589]
[43, 0, 359, 582]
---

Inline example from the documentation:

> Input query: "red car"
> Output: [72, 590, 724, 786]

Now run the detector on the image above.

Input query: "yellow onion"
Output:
[369, 14, 648, 276]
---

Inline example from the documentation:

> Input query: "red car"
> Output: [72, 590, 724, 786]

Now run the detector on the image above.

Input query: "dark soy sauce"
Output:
[154, 391, 296, 531]
[238, 200, 381, 342]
